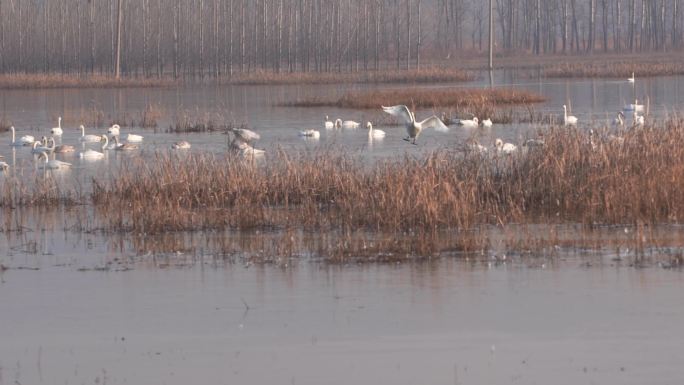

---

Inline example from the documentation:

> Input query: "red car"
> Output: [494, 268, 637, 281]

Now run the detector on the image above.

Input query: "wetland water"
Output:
[2, 73, 684, 384]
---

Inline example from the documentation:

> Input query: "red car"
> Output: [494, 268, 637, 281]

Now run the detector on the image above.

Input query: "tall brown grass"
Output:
[0, 74, 178, 89]
[282, 88, 546, 110]
[227, 68, 474, 85]
[542, 62, 684, 79]
[90, 120, 684, 237]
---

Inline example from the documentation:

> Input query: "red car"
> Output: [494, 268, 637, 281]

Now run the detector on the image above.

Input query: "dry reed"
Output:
[0, 74, 178, 89]
[542, 62, 684, 79]
[282, 88, 546, 110]
[227, 68, 473, 85]
[90, 120, 684, 237]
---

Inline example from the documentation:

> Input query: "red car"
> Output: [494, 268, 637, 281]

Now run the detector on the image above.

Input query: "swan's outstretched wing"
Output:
[382, 105, 413, 124]
[418, 116, 449, 132]
[232, 128, 261, 142]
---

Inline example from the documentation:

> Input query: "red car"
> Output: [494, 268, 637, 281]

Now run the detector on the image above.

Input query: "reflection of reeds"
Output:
[228, 68, 473, 85]
[281, 88, 546, 109]
[91, 121, 684, 236]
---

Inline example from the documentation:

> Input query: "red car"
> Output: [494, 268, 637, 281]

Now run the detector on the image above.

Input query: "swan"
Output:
[107, 124, 143, 142]
[0, 160, 8, 171]
[467, 140, 488, 154]
[495, 138, 518, 155]
[481, 118, 493, 128]
[381, 105, 449, 145]
[79, 136, 108, 159]
[613, 111, 625, 126]
[457, 117, 479, 128]
[324, 116, 335, 130]
[171, 140, 191, 149]
[45, 137, 75, 153]
[366, 122, 386, 139]
[335, 119, 360, 129]
[9, 126, 35, 146]
[623, 99, 644, 112]
[79, 125, 103, 142]
[231, 127, 260, 144]
[628, 72, 635, 83]
[50, 117, 63, 136]
[231, 140, 265, 156]
[563, 105, 578, 125]
[299, 129, 321, 138]
[111, 135, 139, 150]
[31, 138, 53, 155]
[633, 111, 645, 126]
[39, 152, 71, 169]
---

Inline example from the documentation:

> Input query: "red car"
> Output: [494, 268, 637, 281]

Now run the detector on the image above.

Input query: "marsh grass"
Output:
[91, 120, 684, 237]
[227, 68, 473, 85]
[0, 74, 178, 89]
[542, 62, 684, 79]
[0, 118, 11, 133]
[282, 88, 546, 110]
[168, 110, 246, 133]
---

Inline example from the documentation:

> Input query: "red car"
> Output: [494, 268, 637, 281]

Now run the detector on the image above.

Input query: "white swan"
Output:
[50, 117, 63, 136]
[9, 126, 35, 146]
[79, 125, 103, 142]
[0, 160, 8, 171]
[299, 129, 321, 138]
[623, 99, 644, 113]
[31, 138, 53, 155]
[563, 105, 578, 125]
[495, 138, 518, 155]
[231, 140, 265, 156]
[381, 105, 449, 145]
[628, 72, 635, 83]
[79, 136, 108, 159]
[107, 124, 143, 142]
[366, 122, 386, 139]
[231, 127, 260, 143]
[613, 111, 625, 126]
[633, 111, 645, 126]
[335, 119, 360, 129]
[481, 118, 493, 128]
[171, 140, 191, 149]
[467, 140, 488, 154]
[324, 116, 335, 130]
[39, 152, 71, 169]
[457, 117, 479, 128]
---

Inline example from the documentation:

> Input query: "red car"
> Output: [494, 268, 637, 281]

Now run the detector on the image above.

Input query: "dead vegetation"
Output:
[0, 74, 178, 89]
[541, 61, 684, 79]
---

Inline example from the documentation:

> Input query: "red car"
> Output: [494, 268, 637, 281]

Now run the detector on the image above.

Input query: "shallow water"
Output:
[2, 73, 684, 384]
[2, 258, 684, 385]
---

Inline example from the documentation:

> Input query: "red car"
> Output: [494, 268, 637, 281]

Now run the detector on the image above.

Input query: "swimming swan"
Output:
[299, 129, 321, 138]
[457, 117, 479, 128]
[39, 152, 71, 169]
[80, 125, 104, 142]
[613, 111, 625, 126]
[107, 124, 144, 142]
[324, 116, 335, 130]
[366, 122, 386, 139]
[51, 117, 63, 136]
[78, 136, 108, 159]
[381, 105, 449, 145]
[112, 135, 139, 150]
[628, 72, 635, 83]
[481, 118, 493, 128]
[563, 105, 578, 125]
[171, 140, 191, 149]
[9, 126, 35, 146]
[495, 138, 518, 155]
[335, 119, 360, 129]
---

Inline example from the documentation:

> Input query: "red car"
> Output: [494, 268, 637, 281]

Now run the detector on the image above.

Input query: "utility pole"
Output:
[488, 0, 493, 70]
[115, 0, 123, 78]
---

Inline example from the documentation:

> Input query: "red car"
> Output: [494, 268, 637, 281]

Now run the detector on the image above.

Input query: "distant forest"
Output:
[0, 0, 681, 77]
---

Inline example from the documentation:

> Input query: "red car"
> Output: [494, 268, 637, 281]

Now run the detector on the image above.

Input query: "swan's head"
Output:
[473, 117, 479, 123]
[58, 116, 62, 123]
[366, 122, 372, 129]
[325, 115, 329, 120]
[562, 104, 567, 110]
[495, 138, 503, 149]
[80, 125, 85, 130]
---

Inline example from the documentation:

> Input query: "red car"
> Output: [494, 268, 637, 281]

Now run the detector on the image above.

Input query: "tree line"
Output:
[0, 0, 680, 77]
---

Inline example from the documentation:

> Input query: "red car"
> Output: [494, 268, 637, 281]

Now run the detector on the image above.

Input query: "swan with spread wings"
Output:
[381, 105, 449, 145]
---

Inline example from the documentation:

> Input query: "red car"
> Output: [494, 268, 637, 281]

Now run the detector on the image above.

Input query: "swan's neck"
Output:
[102, 136, 109, 150]
[10, 127, 15, 142]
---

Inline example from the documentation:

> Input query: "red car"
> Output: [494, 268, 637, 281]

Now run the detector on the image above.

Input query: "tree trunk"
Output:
[115, 0, 123, 78]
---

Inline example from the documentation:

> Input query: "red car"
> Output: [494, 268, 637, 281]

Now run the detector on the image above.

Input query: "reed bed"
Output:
[227, 68, 473, 85]
[282, 88, 546, 110]
[0, 74, 178, 89]
[90, 120, 684, 237]
[0, 118, 11, 133]
[168, 110, 245, 133]
[542, 62, 684, 79]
